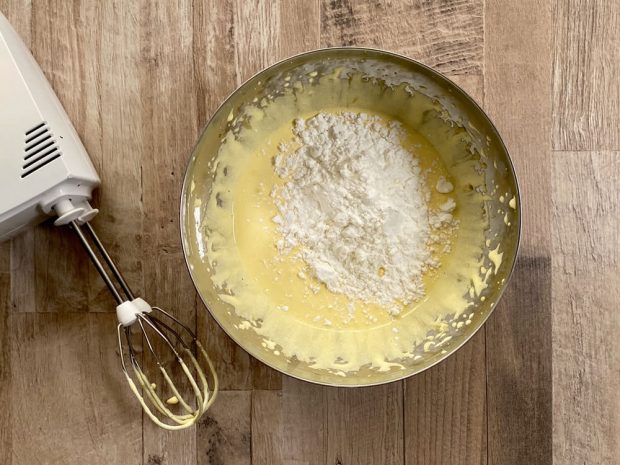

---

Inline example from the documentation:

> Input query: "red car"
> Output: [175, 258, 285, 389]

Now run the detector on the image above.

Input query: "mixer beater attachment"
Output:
[71, 220, 218, 430]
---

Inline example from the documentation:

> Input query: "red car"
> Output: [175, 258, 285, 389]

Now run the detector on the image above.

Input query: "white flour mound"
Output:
[271, 112, 441, 314]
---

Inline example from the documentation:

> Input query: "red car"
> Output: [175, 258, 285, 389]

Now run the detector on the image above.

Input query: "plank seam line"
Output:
[250, 390, 254, 465]
[484, 326, 489, 465]
[402, 380, 407, 465]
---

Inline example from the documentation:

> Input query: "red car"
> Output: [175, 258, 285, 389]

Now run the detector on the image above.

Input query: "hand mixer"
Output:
[0, 12, 217, 429]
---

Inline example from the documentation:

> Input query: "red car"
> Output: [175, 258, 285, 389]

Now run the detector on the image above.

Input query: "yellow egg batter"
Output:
[191, 62, 510, 375]
[233, 108, 456, 329]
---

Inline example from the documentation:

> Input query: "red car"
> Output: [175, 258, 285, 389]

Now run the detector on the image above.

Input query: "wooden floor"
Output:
[0, 1, 618, 464]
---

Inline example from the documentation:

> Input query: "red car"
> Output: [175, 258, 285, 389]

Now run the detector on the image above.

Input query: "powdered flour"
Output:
[271, 112, 452, 314]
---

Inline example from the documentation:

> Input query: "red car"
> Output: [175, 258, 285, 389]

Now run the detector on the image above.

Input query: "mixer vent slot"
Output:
[22, 122, 61, 178]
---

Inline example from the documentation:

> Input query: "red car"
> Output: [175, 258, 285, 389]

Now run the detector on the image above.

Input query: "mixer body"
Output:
[0, 12, 101, 241]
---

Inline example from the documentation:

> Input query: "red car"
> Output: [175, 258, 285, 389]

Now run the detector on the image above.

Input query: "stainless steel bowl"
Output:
[180, 48, 520, 386]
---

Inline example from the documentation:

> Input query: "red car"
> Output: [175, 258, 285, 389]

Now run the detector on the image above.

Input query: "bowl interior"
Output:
[181, 48, 520, 386]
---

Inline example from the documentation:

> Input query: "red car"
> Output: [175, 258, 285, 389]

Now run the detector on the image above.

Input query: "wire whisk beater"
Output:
[72, 220, 218, 430]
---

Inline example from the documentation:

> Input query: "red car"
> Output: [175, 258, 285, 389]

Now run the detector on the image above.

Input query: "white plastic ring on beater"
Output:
[116, 297, 152, 326]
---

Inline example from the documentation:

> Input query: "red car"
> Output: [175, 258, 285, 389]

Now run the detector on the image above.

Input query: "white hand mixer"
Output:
[0, 12, 217, 429]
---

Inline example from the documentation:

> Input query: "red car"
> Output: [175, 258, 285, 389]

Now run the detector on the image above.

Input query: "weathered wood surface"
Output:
[0, 1, 616, 464]
[552, 0, 620, 151]
[552, 152, 620, 465]
[484, 2, 553, 465]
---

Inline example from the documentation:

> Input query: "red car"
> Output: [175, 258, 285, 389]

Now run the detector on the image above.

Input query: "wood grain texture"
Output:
[0, 0, 29, 44]
[9, 230, 34, 312]
[0, 244, 10, 464]
[0, 241, 9, 274]
[485, 256, 552, 465]
[553, 0, 620, 151]
[138, 1, 200, 463]
[90, 0, 144, 310]
[327, 384, 404, 465]
[320, 0, 485, 104]
[321, 0, 483, 76]
[280, 0, 321, 56]
[485, 0, 553, 255]
[232, 0, 280, 82]
[197, 391, 252, 465]
[404, 331, 487, 465]
[9, 313, 142, 465]
[192, 0, 236, 128]
[552, 152, 620, 465]
[484, 1, 553, 465]
[252, 377, 327, 465]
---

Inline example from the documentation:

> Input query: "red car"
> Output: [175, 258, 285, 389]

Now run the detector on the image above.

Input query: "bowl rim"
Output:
[179, 46, 522, 387]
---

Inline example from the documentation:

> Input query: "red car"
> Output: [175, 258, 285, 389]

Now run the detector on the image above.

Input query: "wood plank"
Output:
[404, 331, 487, 465]
[280, 0, 321, 56]
[320, 0, 483, 78]
[252, 376, 327, 465]
[232, 0, 321, 85]
[485, 256, 552, 464]
[232, 0, 280, 83]
[319, 0, 485, 105]
[197, 391, 252, 465]
[552, 1, 620, 151]
[9, 313, 142, 465]
[0, 241, 9, 274]
[485, 1, 553, 255]
[9, 230, 34, 312]
[327, 383, 403, 465]
[552, 152, 620, 464]
[192, 0, 236, 130]
[484, 1, 553, 464]
[88, 0, 144, 312]
[138, 1, 200, 463]
[0, 268, 10, 464]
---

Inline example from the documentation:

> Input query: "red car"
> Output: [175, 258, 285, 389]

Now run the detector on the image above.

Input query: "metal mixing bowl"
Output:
[180, 48, 520, 386]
